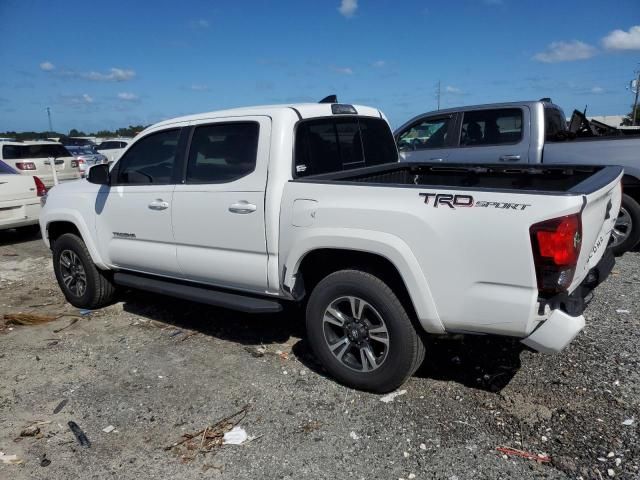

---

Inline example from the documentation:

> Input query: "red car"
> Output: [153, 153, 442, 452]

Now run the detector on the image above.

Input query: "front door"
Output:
[172, 117, 271, 293]
[95, 126, 186, 276]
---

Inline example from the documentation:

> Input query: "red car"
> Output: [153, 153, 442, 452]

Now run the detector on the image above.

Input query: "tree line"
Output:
[0, 125, 147, 142]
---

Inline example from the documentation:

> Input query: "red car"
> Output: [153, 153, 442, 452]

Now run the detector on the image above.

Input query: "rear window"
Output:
[98, 141, 125, 150]
[294, 117, 397, 177]
[544, 107, 568, 142]
[2, 144, 70, 159]
[0, 159, 17, 174]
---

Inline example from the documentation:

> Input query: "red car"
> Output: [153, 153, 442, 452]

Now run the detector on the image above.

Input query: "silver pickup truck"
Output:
[394, 100, 640, 255]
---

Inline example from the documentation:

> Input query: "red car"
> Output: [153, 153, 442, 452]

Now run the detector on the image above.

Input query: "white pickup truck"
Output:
[39, 101, 622, 392]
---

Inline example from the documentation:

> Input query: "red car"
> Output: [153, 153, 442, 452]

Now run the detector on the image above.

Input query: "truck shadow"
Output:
[121, 291, 305, 346]
[121, 291, 525, 393]
[0, 228, 41, 247]
[413, 334, 525, 392]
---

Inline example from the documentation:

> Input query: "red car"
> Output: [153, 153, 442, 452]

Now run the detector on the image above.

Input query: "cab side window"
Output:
[186, 122, 259, 183]
[460, 109, 523, 146]
[114, 129, 180, 185]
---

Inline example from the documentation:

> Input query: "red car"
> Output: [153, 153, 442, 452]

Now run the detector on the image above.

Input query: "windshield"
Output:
[0, 159, 17, 174]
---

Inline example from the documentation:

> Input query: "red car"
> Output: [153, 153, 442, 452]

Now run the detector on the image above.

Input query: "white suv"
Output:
[96, 138, 132, 164]
[0, 141, 82, 188]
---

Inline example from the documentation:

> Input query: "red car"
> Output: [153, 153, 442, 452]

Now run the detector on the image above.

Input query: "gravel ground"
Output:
[0, 229, 638, 480]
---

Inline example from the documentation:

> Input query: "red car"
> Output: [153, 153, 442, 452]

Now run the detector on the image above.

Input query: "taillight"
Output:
[33, 176, 47, 197]
[15, 161, 36, 170]
[530, 213, 582, 294]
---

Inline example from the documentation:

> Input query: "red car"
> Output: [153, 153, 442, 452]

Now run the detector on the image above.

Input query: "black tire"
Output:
[52, 233, 117, 309]
[610, 194, 640, 256]
[305, 269, 425, 393]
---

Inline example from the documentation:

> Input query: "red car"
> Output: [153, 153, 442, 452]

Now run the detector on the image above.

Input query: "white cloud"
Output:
[117, 92, 139, 101]
[338, 0, 357, 18]
[590, 86, 605, 94]
[371, 60, 386, 68]
[190, 19, 210, 29]
[82, 94, 93, 103]
[190, 84, 209, 91]
[602, 25, 640, 51]
[39, 61, 55, 71]
[331, 66, 354, 75]
[83, 68, 136, 82]
[533, 40, 597, 63]
[445, 85, 463, 94]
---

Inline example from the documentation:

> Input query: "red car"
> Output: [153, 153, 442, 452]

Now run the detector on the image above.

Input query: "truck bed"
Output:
[296, 163, 620, 195]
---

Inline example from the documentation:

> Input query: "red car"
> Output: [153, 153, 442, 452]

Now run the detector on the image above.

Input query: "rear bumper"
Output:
[0, 202, 40, 231]
[521, 249, 615, 353]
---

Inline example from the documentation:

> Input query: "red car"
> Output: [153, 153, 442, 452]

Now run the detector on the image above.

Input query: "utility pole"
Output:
[46, 107, 53, 133]
[632, 70, 640, 126]
[436, 80, 441, 111]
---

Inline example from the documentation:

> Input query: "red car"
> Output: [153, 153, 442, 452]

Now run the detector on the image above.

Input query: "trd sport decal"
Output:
[419, 193, 531, 210]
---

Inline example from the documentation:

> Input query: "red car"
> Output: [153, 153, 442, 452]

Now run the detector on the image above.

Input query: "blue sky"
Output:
[0, 0, 638, 133]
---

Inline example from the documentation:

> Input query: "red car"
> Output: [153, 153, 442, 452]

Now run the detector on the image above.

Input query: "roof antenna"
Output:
[319, 95, 338, 104]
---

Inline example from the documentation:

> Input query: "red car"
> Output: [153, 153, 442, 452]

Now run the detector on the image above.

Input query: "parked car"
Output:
[96, 138, 132, 164]
[0, 141, 81, 188]
[0, 159, 46, 233]
[39, 101, 621, 392]
[394, 99, 640, 255]
[65, 146, 108, 177]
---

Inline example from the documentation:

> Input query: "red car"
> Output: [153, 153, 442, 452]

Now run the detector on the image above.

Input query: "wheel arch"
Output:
[283, 235, 444, 334]
[43, 213, 107, 269]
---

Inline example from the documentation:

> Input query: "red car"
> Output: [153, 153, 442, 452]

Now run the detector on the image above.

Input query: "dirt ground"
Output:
[1, 229, 638, 479]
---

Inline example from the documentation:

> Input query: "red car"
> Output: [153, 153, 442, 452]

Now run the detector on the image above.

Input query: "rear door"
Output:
[445, 107, 530, 164]
[172, 117, 271, 293]
[95, 126, 187, 276]
[396, 114, 455, 163]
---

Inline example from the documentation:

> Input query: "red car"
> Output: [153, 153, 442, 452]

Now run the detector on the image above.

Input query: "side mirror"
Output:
[87, 163, 110, 185]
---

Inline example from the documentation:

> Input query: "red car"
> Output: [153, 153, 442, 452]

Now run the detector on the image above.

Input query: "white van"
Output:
[0, 141, 82, 187]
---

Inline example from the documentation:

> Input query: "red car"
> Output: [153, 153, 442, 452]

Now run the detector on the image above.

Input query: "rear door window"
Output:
[459, 109, 523, 146]
[295, 117, 396, 177]
[186, 122, 259, 183]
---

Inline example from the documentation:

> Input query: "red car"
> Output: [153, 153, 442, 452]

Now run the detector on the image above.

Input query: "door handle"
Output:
[229, 201, 257, 214]
[499, 155, 521, 162]
[148, 199, 169, 210]
[429, 158, 444, 162]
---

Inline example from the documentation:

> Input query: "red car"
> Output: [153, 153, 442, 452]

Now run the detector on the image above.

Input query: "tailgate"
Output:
[569, 168, 623, 292]
[0, 174, 37, 203]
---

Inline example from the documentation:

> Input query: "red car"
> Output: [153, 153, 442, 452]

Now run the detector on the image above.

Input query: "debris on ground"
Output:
[244, 346, 266, 358]
[53, 317, 78, 333]
[300, 420, 321, 433]
[53, 399, 68, 414]
[102, 425, 116, 433]
[380, 389, 407, 403]
[223, 426, 248, 445]
[68, 421, 91, 448]
[4, 312, 60, 325]
[622, 418, 634, 426]
[496, 446, 550, 463]
[349, 431, 359, 440]
[616, 309, 630, 314]
[20, 424, 40, 437]
[0, 451, 23, 465]
[277, 350, 289, 361]
[164, 404, 250, 462]
[79, 309, 92, 316]
[40, 453, 51, 467]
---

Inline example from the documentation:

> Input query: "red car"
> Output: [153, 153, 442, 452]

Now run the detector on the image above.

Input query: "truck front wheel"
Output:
[610, 194, 640, 256]
[305, 269, 425, 393]
[52, 233, 117, 309]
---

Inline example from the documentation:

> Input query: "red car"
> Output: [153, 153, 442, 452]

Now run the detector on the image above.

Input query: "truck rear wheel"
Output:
[305, 269, 425, 393]
[52, 233, 117, 309]
[610, 194, 640, 256]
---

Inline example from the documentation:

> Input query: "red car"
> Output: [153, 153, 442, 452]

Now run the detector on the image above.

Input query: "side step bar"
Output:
[113, 272, 282, 313]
